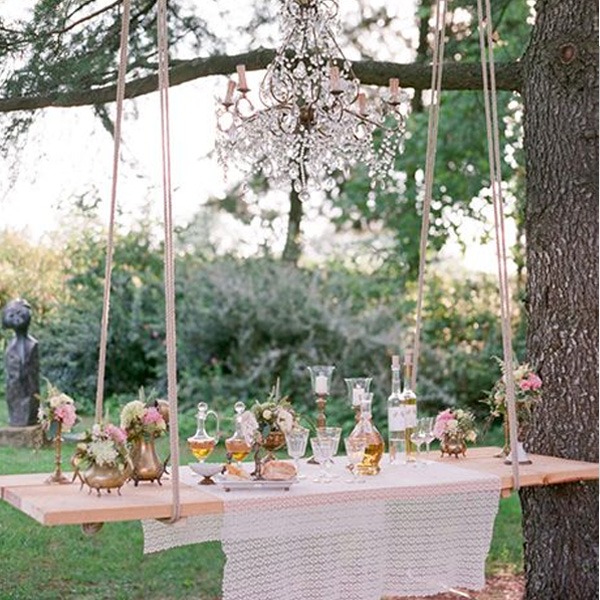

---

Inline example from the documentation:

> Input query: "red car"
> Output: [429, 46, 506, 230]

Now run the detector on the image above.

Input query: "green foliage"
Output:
[175, 256, 402, 422]
[38, 224, 166, 412]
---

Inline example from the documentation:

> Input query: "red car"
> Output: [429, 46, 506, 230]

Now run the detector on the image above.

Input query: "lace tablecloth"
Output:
[143, 457, 500, 600]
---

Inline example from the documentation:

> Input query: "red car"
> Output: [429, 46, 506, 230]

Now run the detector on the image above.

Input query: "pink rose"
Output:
[527, 373, 542, 391]
[105, 424, 127, 445]
[142, 407, 164, 426]
[433, 409, 454, 439]
[519, 379, 532, 391]
[54, 403, 77, 429]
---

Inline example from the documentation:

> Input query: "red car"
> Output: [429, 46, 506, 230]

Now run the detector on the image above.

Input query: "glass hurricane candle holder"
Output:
[307, 365, 335, 428]
[344, 377, 372, 421]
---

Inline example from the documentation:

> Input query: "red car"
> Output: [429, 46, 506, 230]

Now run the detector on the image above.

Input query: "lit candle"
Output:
[330, 66, 342, 93]
[224, 80, 236, 105]
[315, 375, 328, 395]
[389, 78, 400, 102]
[236, 64, 248, 92]
[357, 92, 367, 116]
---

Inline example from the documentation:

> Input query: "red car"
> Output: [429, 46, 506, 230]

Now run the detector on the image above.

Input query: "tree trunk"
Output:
[281, 186, 303, 264]
[520, 1, 598, 598]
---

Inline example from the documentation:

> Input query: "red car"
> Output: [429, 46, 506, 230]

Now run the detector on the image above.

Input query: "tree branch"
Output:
[0, 47, 522, 114]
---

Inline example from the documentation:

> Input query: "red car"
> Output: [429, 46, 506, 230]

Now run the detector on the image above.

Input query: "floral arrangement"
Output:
[120, 389, 167, 442]
[37, 382, 77, 438]
[433, 408, 477, 444]
[251, 392, 295, 441]
[72, 423, 130, 471]
[483, 360, 542, 423]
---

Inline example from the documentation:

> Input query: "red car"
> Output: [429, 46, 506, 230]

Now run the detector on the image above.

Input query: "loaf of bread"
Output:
[261, 460, 297, 481]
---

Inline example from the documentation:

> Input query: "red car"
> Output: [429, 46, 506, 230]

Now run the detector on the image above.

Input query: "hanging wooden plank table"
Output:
[0, 446, 597, 527]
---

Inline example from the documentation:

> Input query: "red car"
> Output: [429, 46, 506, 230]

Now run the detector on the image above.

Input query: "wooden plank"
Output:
[0, 473, 223, 525]
[0, 448, 597, 526]
[431, 447, 599, 493]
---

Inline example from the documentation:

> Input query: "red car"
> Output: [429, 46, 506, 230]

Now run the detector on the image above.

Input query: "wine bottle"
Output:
[387, 355, 405, 464]
[401, 350, 418, 462]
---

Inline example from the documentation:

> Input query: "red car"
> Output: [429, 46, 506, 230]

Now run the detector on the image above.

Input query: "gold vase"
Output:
[440, 431, 467, 458]
[130, 437, 166, 486]
[80, 462, 131, 496]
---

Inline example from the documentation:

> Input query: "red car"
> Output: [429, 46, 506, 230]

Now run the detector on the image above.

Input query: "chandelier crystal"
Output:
[216, 0, 409, 200]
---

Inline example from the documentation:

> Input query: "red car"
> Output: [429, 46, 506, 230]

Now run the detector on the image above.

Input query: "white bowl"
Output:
[188, 463, 224, 478]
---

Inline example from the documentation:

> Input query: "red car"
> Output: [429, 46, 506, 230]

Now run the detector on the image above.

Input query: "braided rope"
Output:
[157, 0, 182, 522]
[412, 0, 448, 388]
[476, 0, 520, 488]
[95, 0, 131, 424]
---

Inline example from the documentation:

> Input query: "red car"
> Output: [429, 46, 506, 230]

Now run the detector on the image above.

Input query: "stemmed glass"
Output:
[285, 427, 310, 479]
[410, 419, 428, 466]
[316, 426, 342, 477]
[310, 437, 334, 483]
[421, 417, 435, 463]
[344, 437, 366, 483]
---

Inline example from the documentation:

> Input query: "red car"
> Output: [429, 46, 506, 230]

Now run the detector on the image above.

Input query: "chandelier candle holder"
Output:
[216, 0, 408, 198]
[307, 365, 335, 428]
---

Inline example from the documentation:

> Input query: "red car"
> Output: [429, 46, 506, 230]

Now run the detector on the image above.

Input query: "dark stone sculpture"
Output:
[2, 299, 40, 427]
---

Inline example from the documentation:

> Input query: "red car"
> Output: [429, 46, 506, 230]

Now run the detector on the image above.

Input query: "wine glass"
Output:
[421, 417, 436, 463]
[316, 426, 342, 477]
[285, 427, 310, 479]
[310, 437, 334, 483]
[344, 437, 366, 483]
[410, 419, 428, 466]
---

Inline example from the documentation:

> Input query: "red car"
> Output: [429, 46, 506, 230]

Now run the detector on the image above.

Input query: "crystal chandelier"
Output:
[216, 0, 409, 200]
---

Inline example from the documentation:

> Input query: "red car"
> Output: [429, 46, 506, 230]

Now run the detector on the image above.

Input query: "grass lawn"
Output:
[0, 426, 522, 599]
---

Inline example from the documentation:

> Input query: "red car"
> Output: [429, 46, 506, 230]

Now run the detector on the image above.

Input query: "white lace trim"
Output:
[142, 459, 500, 600]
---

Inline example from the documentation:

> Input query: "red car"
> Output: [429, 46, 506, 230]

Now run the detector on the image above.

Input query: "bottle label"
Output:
[404, 405, 417, 428]
[388, 407, 405, 430]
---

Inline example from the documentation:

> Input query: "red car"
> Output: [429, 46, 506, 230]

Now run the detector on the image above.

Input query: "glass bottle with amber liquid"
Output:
[225, 401, 252, 466]
[187, 402, 220, 463]
[401, 351, 418, 462]
[349, 393, 384, 475]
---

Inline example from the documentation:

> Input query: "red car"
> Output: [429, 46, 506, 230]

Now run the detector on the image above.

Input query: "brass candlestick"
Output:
[46, 422, 70, 485]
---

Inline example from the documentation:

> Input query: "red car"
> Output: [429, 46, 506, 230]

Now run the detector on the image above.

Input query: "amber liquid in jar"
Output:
[225, 439, 251, 462]
[357, 436, 385, 475]
[188, 439, 216, 461]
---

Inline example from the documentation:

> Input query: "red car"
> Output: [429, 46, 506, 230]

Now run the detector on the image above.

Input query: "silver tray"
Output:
[214, 474, 298, 492]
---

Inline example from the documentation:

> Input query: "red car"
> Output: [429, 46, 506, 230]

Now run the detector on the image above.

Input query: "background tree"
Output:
[519, 0, 598, 597]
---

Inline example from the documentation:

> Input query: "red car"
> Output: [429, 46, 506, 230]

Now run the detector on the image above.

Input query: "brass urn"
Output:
[130, 438, 167, 485]
[440, 431, 467, 458]
[78, 462, 131, 496]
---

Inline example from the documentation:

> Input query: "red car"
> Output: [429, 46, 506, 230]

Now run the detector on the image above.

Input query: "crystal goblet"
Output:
[344, 437, 366, 483]
[285, 427, 310, 479]
[310, 437, 334, 483]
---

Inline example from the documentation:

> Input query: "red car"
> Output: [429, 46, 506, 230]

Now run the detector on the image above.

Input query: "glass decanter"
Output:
[187, 402, 220, 463]
[225, 401, 252, 466]
[348, 393, 384, 475]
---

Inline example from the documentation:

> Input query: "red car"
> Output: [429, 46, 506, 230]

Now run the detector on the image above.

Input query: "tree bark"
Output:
[281, 187, 303, 265]
[520, 0, 599, 598]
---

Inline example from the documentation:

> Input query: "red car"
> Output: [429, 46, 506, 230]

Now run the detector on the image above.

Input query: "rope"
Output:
[476, 0, 520, 488]
[95, 0, 131, 424]
[411, 0, 448, 388]
[157, 0, 182, 523]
